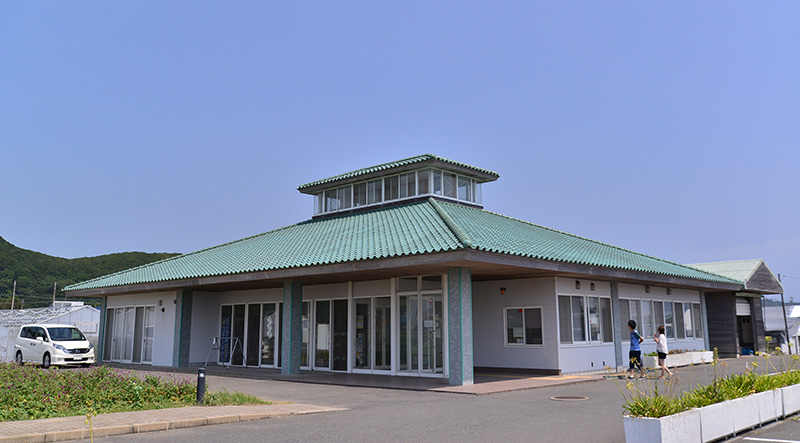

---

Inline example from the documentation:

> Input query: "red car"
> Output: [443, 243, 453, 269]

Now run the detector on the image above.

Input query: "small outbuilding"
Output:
[687, 260, 784, 358]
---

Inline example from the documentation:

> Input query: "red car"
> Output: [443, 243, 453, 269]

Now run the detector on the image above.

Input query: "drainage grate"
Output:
[550, 395, 590, 402]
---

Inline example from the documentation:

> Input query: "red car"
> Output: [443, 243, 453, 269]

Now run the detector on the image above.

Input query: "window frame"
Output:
[559, 294, 613, 345]
[504, 306, 544, 347]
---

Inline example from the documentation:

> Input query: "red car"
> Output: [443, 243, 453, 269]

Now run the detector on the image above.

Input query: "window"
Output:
[325, 189, 338, 212]
[418, 169, 430, 194]
[367, 179, 382, 204]
[653, 301, 664, 336]
[384, 176, 399, 201]
[559, 296, 572, 344]
[641, 300, 653, 338]
[353, 182, 367, 207]
[600, 298, 613, 342]
[629, 300, 642, 336]
[506, 307, 543, 345]
[674, 302, 685, 339]
[588, 297, 601, 342]
[692, 303, 704, 338]
[457, 176, 471, 201]
[338, 186, 352, 210]
[683, 303, 693, 339]
[571, 296, 586, 342]
[399, 172, 416, 199]
[314, 193, 323, 215]
[433, 170, 442, 195]
[619, 299, 630, 343]
[443, 172, 457, 198]
[664, 302, 674, 339]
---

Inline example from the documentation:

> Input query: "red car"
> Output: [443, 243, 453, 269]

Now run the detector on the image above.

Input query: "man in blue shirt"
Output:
[628, 319, 645, 379]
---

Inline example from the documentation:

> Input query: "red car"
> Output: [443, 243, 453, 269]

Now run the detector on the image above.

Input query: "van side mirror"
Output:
[36, 337, 44, 342]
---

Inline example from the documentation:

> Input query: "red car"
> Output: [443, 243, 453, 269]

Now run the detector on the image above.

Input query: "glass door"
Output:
[231, 305, 246, 366]
[112, 308, 124, 361]
[332, 299, 348, 371]
[374, 297, 391, 370]
[132, 306, 144, 363]
[260, 303, 278, 367]
[246, 304, 261, 366]
[354, 299, 370, 369]
[314, 300, 331, 369]
[143, 306, 155, 364]
[219, 306, 232, 364]
[421, 295, 443, 373]
[399, 295, 419, 372]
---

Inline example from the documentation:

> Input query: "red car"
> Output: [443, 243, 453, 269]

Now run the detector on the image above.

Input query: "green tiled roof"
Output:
[65, 199, 739, 292]
[297, 154, 500, 190]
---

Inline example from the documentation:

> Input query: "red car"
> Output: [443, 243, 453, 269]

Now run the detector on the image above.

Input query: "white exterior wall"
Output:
[472, 278, 560, 371]
[106, 291, 177, 367]
[189, 291, 220, 365]
[618, 284, 705, 356]
[556, 278, 616, 373]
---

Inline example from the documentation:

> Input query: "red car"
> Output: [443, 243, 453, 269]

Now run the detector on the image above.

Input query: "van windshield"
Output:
[47, 327, 87, 341]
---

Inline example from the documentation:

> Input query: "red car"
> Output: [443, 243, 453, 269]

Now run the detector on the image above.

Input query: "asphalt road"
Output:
[91, 355, 799, 443]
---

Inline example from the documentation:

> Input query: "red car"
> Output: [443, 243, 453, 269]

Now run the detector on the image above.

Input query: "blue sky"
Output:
[1, 3, 798, 300]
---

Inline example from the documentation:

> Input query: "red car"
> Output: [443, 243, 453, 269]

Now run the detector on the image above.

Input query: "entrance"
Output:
[313, 299, 349, 371]
[103, 305, 155, 364]
[398, 275, 444, 375]
[354, 297, 391, 372]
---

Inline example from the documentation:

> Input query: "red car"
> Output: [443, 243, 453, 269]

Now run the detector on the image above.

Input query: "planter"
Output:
[755, 389, 782, 423]
[643, 351, 712, 370]
[781, 383, 800, 416]
[625, 381, 800, 442]
[624, 409, 701, 443]
[699, 401, 734, 442]
[729, 395, 761, 433]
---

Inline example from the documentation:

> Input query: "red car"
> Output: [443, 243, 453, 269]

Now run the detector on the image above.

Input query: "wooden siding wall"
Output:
[752, 297, 767, 353]
[706, 292, 739, 358]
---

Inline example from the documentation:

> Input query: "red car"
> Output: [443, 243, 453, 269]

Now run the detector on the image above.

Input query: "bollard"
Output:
[196, 367, 206, 405]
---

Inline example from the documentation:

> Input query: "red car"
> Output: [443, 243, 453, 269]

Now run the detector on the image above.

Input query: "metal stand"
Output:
[204, 336, 242, 369]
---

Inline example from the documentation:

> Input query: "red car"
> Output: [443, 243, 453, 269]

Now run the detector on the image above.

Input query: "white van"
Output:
[14, 324, 95, 368]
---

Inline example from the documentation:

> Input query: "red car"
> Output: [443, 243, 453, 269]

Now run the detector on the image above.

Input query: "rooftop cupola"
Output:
[298, 154, 500, 218]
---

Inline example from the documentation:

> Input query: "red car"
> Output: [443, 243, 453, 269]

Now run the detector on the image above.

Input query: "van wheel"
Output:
[15, 351, 24, 366]
[42, 353, 51, 369]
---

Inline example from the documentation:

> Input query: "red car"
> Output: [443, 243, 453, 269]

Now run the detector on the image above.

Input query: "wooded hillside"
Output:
[0, 236, 179, 308]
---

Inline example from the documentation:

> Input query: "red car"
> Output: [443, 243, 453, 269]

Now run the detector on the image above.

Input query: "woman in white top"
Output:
[654, 325, 673, 379]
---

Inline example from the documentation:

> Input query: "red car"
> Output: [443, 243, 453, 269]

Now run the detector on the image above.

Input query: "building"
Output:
[0, 301, 100, 362]
[764, 305, 800, 355]
[687, 260, 784, 357]
[66, 154, 761, 385]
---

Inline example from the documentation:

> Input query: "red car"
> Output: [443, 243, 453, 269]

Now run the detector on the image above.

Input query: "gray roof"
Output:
[687, 259, 783, 294]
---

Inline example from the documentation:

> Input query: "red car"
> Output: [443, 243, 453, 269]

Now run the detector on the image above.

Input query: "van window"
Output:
[47, 327, 86, 341]
[35, 328, 48, 341]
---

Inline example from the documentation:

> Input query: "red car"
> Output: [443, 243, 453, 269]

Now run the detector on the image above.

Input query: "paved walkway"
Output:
[0, 403, 346, 443]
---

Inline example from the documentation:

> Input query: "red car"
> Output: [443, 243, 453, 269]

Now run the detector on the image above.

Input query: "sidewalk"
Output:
[0, 403, 346, 443]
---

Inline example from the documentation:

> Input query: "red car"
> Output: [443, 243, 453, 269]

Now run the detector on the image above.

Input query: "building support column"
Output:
[447, 267, 473, 386]
[173, 290, 193, 367]
[611, 282, 623, 371]
[281, 281, 303, 375]
[98, 296, 107, 362]
[700, 291, 710, 352]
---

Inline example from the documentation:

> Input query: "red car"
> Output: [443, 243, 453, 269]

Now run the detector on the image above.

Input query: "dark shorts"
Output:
[629, 350, 642, 370]
[658, 352, 668, 360]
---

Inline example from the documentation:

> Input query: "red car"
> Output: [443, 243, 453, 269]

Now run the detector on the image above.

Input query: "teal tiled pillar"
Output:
[173, 290, 193, 367]
[447, 267, 474, 386]
[611, 282, 623, 371]
[281, 281, 303, 375]
[97, 296, 107, 362]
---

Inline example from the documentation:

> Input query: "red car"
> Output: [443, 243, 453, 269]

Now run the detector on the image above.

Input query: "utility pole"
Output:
[10, 281, 16, 310]
[779, 274, 792, 355]
[52, 282, 57, 307]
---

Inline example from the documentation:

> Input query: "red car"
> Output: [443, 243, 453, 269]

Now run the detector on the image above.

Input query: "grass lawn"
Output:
[0, 363, 268, 421]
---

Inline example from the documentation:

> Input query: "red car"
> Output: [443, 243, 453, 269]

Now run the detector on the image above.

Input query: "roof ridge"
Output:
[435, 200, 741, 285]
[427, 198, 473, 249]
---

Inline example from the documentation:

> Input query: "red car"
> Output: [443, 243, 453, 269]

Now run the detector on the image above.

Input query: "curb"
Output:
[0, 406, 346, 443]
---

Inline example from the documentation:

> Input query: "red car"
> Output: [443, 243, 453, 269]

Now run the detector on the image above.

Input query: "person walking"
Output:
[654, 325, 673, 379]
[628, 320, 645, 379]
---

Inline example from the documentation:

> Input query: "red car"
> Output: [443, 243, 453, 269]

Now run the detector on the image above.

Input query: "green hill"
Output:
[0, 236, 179, 308]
